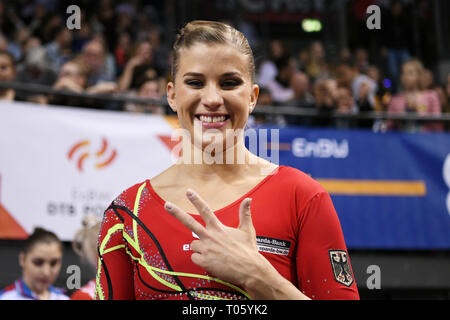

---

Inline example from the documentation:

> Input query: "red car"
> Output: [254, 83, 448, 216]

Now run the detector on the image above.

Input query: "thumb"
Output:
[238, 198, 253, 232]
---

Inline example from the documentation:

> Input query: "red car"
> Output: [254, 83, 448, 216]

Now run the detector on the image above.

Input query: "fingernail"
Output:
[246, 198, 252, 208]
[186, 189, 194, 198]
[165, 202, 173, 211]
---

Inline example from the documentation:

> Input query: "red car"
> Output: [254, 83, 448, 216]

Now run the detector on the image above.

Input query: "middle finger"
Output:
[186, 189, 220, 228]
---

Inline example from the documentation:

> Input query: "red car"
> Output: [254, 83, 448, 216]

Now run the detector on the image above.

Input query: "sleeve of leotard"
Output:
[95, 203, 135, 300]
[295, 191, 360, 300]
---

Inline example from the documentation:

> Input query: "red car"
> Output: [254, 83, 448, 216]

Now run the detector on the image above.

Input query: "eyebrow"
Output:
[182, 72, 243, 78]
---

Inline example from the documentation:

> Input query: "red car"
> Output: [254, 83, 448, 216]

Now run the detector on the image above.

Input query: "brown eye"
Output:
[32, 259, 44, 267]
[221, 78, 242, 89]
[50, 259, 61, 267]
[185, 79, 203, 88]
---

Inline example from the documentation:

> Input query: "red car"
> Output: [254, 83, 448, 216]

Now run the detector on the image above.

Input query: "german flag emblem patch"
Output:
[329, 250, 354, 287]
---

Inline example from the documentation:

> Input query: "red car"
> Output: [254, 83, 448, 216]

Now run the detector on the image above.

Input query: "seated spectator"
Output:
[304, 41, 329, 81]
[387, 59, 443, 132]
[0, 32, 22, 62]
[52, 60, 88, 93]
[0, 50, 16, 100]
[70, 216, 101, 300]
[297, 48, 310, 72]
[312, 78, 338, 127]
[366, 65, 388, 111]
[91, 34, 117, 80]
[147, 26, 170, 78]
[337, 62, 378, 110]
[354, 47, 370, 74]
[125, 77, 164, 114]
[49, 59, 87, 107]
[118, 40, 156, 92]
[288, 72, 315, 108]
[0, 227, 69, 300]
[334, 85, 357, 129]
[265, 54, 295, 105]
[9, 28, 32, 63]
[49, 59, 118, 109]
[15, 45, 56, 103]
[22, 37, 42, 61]
[114, 32, 132, 76]
[285, 71, 315, 126]
[257, 39, 288, 88]
[45, 26, 73, 74]
[79, 39, 115, 86]
[337, 61, 378, 128]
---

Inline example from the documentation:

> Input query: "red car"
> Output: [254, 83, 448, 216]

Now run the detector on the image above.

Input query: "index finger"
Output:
[186, 189, 220, 228]
[164, 201, 208, 238]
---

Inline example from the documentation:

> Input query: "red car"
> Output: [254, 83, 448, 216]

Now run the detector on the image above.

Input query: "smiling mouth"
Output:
[195, 114, 230, 123]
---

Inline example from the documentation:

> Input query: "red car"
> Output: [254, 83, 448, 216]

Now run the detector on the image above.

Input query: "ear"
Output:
[249, 84, 259, 114]
[19, 252, 25, 268]
[166, 81, 177, 113]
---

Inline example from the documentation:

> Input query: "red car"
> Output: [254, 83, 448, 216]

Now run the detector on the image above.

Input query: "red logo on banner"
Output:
[67, 138, 117, 172]
[0, 174, 28, 239]
[157, 135, 182, 158]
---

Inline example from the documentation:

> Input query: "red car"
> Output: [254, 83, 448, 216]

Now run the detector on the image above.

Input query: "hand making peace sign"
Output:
[164, 189, 268, 290]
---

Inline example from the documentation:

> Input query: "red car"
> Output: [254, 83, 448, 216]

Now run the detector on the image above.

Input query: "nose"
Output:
[202, 83, 223, 110]
[41, 263, 52, 278]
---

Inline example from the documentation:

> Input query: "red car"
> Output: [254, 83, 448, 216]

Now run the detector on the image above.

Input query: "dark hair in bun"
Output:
[22, 227, 62, 255]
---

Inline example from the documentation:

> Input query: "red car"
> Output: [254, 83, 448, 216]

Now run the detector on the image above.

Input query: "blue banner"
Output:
[251, 126, 450, 249]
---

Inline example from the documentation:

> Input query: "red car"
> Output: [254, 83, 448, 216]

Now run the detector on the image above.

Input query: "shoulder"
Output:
[277, 166, 326, 192]
[423, 90, 440, 102]
[0, 283, 18, 300]
[110, 181, 149, 209]
[50, 288, 70, 300]
[269, 166, 327, 204]
[100, 181, 149, 227]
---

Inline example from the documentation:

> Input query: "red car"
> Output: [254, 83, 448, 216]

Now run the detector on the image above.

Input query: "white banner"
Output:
[0, 101, 177, 240]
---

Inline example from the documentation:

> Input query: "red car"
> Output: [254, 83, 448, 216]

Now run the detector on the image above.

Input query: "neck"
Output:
[174, 140, 269, 180]
[22, 276, 50, 299]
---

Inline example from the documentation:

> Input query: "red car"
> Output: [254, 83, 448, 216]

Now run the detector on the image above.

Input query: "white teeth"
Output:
[199, 115, 226, 123]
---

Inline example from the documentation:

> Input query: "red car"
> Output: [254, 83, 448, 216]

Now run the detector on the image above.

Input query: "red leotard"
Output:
[95, 166, 359, 300]
[70, 279, 96, 300]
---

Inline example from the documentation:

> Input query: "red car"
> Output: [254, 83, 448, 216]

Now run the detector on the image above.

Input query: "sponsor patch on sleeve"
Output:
[256, 236, 291, 256]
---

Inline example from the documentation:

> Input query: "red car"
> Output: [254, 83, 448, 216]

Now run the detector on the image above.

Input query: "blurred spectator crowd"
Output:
[0, 0, 448, 132]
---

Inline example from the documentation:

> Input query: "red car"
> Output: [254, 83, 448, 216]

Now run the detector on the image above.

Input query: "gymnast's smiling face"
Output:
[167, 42, 259, 151]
